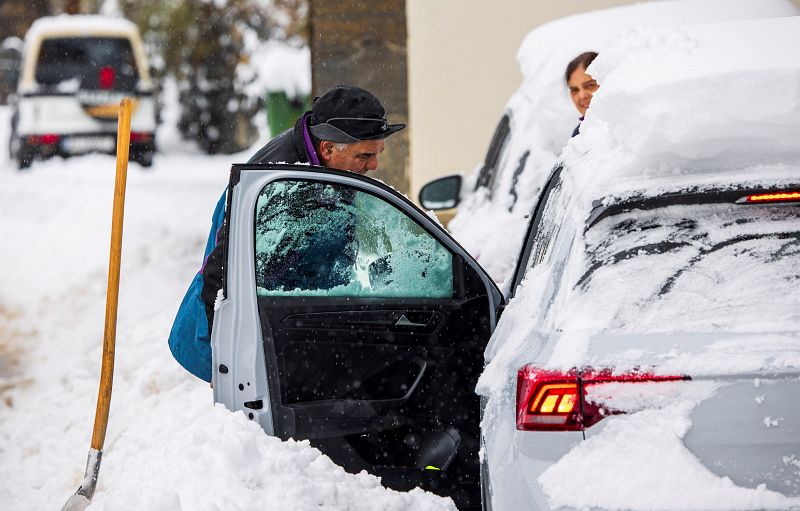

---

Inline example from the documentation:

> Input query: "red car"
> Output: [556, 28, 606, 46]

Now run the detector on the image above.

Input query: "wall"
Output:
[309, 0, 409, 193]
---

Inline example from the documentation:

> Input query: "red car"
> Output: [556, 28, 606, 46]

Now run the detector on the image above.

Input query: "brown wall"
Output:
[309, 0, 409, 193]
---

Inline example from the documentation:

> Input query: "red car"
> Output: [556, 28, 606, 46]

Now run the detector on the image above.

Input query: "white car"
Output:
[477, 15, 800, 511]
[419, 0, 799, 294]
[10, 15, 157, 168]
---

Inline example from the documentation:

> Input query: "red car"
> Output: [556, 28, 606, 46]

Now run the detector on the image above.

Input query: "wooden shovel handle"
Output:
[90, 98, 132, 451]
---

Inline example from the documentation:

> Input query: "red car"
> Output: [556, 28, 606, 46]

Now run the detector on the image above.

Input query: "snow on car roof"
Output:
[513, 0, 798, 153]
[563, 15, 800, 209]
[25, 15, 140, 40]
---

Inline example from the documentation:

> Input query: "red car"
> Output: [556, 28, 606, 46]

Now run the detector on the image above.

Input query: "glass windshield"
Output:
[254, 180, 454, 298]
[35, 37, 138, 91]
[570, 203, 800, 333]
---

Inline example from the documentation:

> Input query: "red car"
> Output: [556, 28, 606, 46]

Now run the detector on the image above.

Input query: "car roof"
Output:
[511, 0, 798, 150]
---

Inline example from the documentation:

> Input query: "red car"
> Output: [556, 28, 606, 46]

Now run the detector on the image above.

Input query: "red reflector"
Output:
[130, 132, 152, 143]
[744, 192, 800, 203]
[29, 134, 60, 145]
[516, 365, 688, 432]
[99, 66, 116, 89]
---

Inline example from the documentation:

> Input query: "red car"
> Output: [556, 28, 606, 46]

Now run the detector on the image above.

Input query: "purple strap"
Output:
[301, 112, 321, 166]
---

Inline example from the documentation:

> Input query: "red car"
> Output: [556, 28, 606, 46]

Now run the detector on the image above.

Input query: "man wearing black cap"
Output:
[168, 85, 405, 382]
[248, 84, 405, 173]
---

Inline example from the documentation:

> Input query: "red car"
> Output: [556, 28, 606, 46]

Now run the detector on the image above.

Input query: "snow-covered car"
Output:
[477, 15, 800, 511]
[9, 15, 157, 169]
[418, 0, 799, 294]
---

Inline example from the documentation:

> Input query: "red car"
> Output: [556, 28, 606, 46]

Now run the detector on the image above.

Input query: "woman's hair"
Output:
[565, 52, 599, 83]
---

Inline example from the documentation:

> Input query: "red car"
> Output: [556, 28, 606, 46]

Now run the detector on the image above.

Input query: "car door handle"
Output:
[395, 315, 427, 328]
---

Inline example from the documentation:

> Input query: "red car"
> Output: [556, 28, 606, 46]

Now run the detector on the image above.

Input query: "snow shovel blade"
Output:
[61, 493, 91, 511]
[61, 448, 102, 510]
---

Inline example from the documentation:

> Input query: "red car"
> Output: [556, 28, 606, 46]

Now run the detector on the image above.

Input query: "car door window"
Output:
[509, 166, 565, 296]
[475, 113, 511, 192]
[254, 179, 453, 298]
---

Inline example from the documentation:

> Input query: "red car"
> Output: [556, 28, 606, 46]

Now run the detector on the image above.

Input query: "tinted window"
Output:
[475, 113, 511, 192]
[254, 180, 454, 298]
[35, 37, 138, 91]
[510, 167, 565, 295]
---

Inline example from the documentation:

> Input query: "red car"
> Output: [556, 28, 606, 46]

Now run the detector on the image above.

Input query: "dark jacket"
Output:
[248, 112, 319, 165]
[168, 114, 319, 381]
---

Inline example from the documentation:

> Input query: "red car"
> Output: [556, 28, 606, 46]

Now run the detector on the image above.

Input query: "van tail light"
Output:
[99, 66, 116, 89]
[130, 132, 152, 143]
[28, 134, 60, 145]
[737, 191, 800, 204]
[516, 365, 688, 431]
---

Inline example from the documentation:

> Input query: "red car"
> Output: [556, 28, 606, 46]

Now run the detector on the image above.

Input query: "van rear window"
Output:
[35, 37, 138, 91]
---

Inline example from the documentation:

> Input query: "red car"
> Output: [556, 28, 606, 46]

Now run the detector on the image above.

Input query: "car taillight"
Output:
[737, 191, 800, 204]
[516, 365, 688, 431]
[130, 132, 152, 143]
[28, 134, 60, 145]
[99, 66, 116, 89]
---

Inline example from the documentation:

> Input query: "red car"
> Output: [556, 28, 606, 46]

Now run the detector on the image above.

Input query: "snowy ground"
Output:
[0, 89, 454, 510]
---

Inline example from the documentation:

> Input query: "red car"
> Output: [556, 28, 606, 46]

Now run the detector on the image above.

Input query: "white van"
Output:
[10, 15, 157, 169]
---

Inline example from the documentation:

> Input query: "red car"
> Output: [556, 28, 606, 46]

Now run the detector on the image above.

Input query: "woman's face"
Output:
[568, 65, 599, 116]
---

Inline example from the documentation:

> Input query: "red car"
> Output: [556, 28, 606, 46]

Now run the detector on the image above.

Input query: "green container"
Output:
[266, 91, 310, 138]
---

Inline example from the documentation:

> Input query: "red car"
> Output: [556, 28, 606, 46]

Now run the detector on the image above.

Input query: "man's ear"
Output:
[318, 141, 334, 162]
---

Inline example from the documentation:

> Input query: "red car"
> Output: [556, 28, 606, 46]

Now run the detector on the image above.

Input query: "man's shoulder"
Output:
[248, 124, 306, 165]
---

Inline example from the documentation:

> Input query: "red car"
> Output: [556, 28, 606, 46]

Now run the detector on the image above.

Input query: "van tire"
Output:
[133, 151, 154, 168]
[16, 140, 33, 170]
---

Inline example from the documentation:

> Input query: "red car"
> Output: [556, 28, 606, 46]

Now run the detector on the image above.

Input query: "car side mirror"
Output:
[419, 175, 462, 211]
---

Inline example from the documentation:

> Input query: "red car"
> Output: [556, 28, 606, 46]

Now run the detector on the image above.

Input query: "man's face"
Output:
[319, 139, 386, 175]
[568, 66, 599, 116]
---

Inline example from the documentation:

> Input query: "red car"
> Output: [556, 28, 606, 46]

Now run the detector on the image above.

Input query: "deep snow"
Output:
[0, 81, 454, 510]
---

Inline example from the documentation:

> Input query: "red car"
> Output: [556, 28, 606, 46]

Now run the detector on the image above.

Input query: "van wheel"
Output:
[16, 140, 33, 170]
[134, 151, 154, 168]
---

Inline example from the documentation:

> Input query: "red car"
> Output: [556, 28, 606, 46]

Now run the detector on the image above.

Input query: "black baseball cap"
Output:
[309, 85, 406, 143]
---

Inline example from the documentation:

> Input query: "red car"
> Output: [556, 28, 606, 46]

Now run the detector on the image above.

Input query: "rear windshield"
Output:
[572, 202, 800, 334]
[35, 37, 138, 91]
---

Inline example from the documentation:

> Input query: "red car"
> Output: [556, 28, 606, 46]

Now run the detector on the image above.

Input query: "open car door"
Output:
[212, 164, 503, 510]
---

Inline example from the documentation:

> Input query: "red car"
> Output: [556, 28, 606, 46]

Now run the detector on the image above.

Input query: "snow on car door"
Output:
[212, 164, 503, 510]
